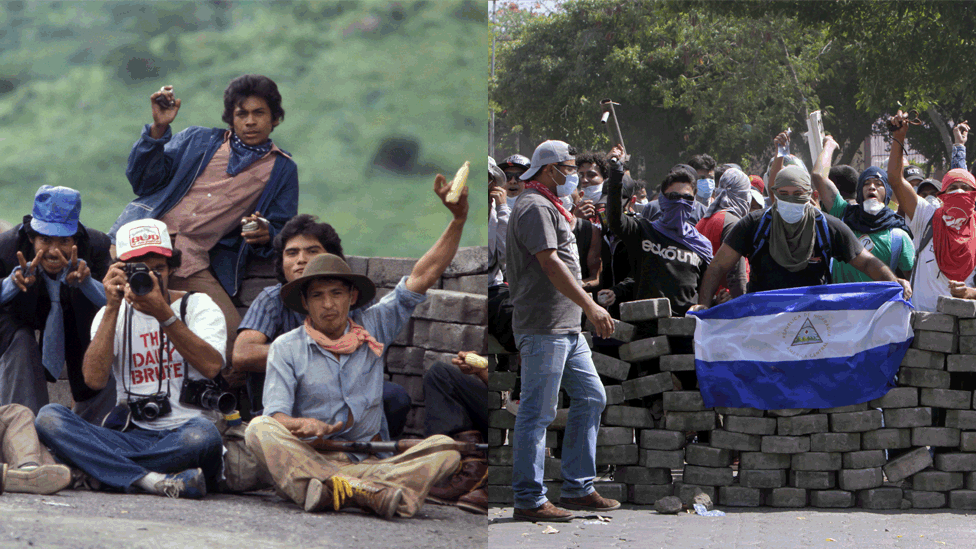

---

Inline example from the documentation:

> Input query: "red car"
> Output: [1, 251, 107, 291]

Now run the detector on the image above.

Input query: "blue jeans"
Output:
[34, 404, 223, 493]
[512, 333, 606, 509]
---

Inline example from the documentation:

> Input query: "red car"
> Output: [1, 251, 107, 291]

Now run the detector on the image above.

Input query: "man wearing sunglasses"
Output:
[603, 155, 714, 317]
[506, 139, 617, 522]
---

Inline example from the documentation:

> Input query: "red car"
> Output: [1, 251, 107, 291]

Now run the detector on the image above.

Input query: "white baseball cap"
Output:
[116, 219, 173, 261]
[520, 140, 574, 181]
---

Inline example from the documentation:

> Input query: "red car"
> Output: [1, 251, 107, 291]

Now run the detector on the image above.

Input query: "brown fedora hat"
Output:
[280, 254, 376, 315]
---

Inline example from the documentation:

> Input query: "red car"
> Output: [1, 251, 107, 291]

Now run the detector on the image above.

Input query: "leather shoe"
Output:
[456, 488, 487, 515]
[513, 501, 573, 522]
[559, 490, 621, 511]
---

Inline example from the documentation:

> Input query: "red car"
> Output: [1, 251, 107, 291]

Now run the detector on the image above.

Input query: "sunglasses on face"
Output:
[665, 192, 695, 202]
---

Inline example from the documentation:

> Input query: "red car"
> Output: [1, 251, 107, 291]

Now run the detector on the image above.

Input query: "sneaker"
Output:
[559, 490, 621, 511]
[153, 468, 207, 499]
[513, 501, 573, 522]
[305, 476, 402, 519]
[5, 464, 72, 495]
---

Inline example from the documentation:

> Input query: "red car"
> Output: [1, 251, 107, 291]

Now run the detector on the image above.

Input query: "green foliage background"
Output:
[0, 0, 488, 258]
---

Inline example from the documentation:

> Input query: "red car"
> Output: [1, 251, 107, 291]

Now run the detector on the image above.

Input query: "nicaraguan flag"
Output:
[688, 282, 914, 409]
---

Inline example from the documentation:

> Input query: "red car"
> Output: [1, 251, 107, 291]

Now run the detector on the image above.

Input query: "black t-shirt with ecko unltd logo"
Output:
[612, 214, 709, 316]
[724, 209, 863, 293]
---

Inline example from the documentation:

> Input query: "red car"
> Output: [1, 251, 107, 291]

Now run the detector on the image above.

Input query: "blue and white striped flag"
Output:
[688, 282, 914, 409]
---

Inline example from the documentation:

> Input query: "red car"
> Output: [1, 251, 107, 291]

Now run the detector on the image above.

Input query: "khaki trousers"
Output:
[245, 416, 460, 517]
[169, 270, 242, 357]
[0, 404, 55, 467]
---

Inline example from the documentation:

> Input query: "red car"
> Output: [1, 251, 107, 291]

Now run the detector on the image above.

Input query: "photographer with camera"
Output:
[35, 219, 226, 499]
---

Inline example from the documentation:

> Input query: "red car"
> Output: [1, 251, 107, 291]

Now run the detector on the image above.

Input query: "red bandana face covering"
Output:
[524, 181, 575, 224]
[933, 190, 976, 282]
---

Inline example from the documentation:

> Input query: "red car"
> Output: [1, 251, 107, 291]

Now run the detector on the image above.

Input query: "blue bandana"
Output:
[228, 133, 273, 176]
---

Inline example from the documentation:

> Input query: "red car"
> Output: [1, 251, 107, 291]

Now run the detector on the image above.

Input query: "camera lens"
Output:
[129, 271, 154, 296]
[142, 401, 160, 420]
[201, 389, 237, 415]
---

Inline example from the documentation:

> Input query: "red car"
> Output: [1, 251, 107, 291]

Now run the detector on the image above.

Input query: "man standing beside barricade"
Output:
[889, 112, 976, 310]
[810, 134, 915, 282]
[0, 186, 113, 423]
[35, 219, 226, 499]
[243, 172, 469, 519]
[110, 75, 299, 358]
[692, 162, 911, 311]
[506, 139, 617, 522]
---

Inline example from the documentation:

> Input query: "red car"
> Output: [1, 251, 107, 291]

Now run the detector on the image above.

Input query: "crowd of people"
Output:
[489, 111, 974, 521]
[0, 74, 490, 519]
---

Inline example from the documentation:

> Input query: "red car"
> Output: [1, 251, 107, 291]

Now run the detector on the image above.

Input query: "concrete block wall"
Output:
[486, 296, 976, 510]
[50, 246, 490, 438]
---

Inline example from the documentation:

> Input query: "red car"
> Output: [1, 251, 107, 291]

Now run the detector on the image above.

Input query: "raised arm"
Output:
[83, 263, 127, 390]
[767, 132, 789, 191]
[405, 173, 468, 295]
[812, 135, 841, 210]
[606, 156, 640, 239]
[887, 112, 918, 221]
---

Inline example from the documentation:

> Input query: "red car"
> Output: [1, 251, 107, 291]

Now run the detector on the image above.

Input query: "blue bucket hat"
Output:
[31, 186, 81, 237]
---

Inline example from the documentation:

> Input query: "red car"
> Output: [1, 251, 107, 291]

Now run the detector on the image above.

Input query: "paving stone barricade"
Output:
[486, 295, 976, 510]
[50, 246, 491, 439]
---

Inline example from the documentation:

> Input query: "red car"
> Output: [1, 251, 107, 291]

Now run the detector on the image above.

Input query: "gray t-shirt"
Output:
[506, 189, 583, 334]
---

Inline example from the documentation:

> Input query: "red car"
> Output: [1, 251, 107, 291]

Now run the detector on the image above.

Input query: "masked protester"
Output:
[602, 160, 712, 317]
[506, 139, 618, 522]
[810, 135, 915, 283]
[691, 163, 911, 312]
[888, 113, 975, 311]
[696, 168, 751, 299]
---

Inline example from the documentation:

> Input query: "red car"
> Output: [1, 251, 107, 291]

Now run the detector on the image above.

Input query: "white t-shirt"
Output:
[909, 199, 976, 312]
[90, 292, 226, 430]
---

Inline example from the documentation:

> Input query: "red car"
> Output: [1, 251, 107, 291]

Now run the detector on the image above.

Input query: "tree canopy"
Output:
[491, 0, 976, 179]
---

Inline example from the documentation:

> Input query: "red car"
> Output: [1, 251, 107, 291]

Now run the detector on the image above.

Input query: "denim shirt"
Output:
[952, 144, 967, 171]
[262, 276, 426, 459]
[110, 124, 299, 296]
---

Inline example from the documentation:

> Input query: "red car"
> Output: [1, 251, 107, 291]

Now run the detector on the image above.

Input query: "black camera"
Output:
[129, 392, 172, 422]
[180, 376, 237, 415]
[123, 263, 155, 296]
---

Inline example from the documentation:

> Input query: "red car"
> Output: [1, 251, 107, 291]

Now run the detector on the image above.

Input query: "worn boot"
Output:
[427, 430, 487, 505]
[305, 475, 403, 519]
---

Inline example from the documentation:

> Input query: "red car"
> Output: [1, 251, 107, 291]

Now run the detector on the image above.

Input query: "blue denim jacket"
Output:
[110, 124, 299, 296]
[952, 144, 967, 171]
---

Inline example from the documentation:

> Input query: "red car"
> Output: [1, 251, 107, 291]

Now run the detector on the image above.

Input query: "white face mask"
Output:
[925, 195, 943, 207]
[555, 171, 579, 198]
[776, 200, 807, 224]
[506, 195, 517, 209]
[635, 198, 649, 207]
[582, 184, 603, 202]
[561, 196, 574, 211]
[948, 189, 968, 194]
[862, 198, 884, 215]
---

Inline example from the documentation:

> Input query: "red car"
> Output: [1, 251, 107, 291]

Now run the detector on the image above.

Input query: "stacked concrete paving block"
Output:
[485, 295, 976, 510]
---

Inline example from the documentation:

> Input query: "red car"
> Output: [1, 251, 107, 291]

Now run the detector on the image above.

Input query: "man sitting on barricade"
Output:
[110, 75, 299, 358]
[0, 186, 113, 423]
[243, 171, 469, 518]
[35, 219, 226, 499]
[232, 214, 411, 436]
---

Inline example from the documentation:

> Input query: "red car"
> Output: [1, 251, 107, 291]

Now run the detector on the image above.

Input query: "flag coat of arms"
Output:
[689, 282, 914, 409]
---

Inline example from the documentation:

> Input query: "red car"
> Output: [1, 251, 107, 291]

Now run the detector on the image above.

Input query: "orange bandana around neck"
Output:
[304, 317, 384, 358]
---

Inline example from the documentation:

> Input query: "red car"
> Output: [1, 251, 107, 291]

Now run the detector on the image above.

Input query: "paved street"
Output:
[0, 490, 486, 549]
[489, 505, 976, 548]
